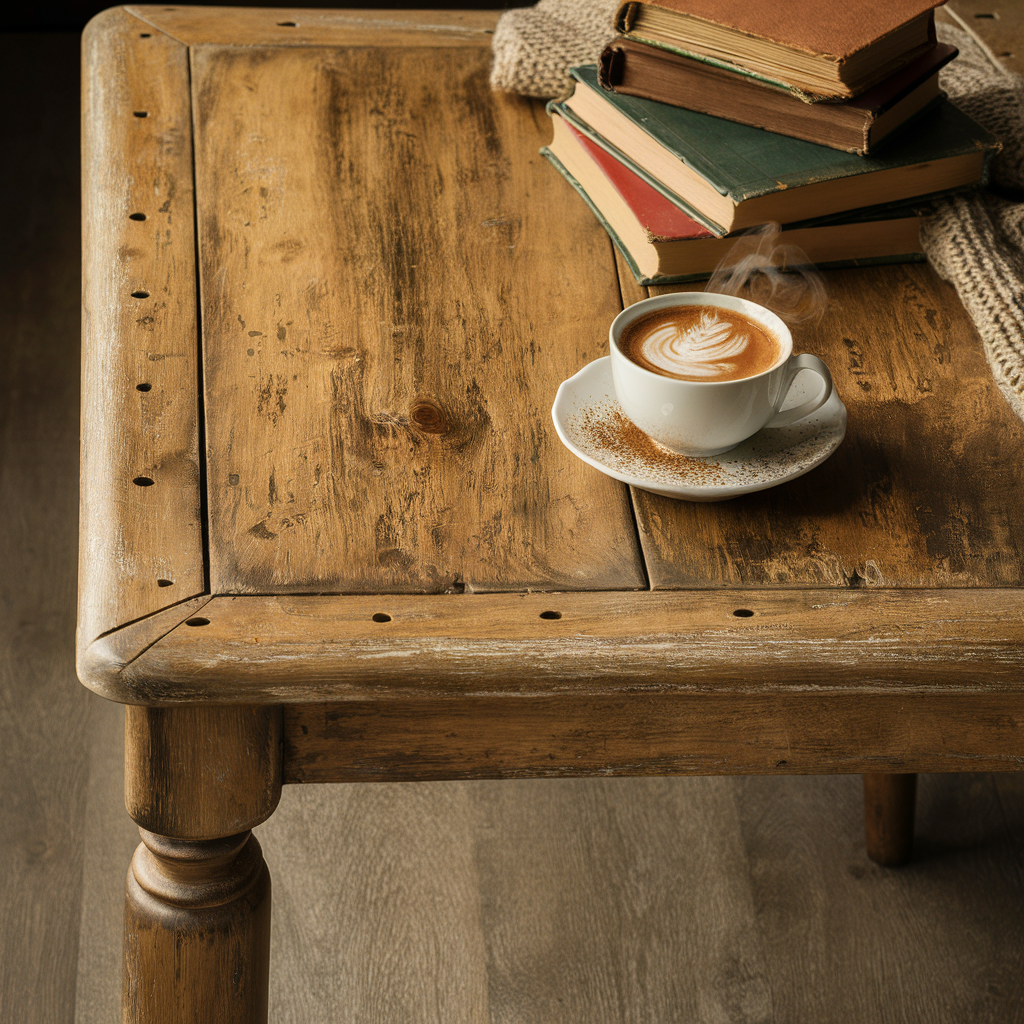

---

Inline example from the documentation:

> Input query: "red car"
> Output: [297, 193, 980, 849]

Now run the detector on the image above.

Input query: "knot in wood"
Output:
[410, 399, 448, 435]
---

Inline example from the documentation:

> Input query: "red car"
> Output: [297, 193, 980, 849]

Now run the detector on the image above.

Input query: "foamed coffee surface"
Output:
[619, 305, 782, 382]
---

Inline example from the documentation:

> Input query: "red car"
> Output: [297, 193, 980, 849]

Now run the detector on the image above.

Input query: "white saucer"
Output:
[551, 357, 847, 502]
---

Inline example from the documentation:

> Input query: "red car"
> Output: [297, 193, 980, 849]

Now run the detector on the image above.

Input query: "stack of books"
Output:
[541, 0, 1001, 284]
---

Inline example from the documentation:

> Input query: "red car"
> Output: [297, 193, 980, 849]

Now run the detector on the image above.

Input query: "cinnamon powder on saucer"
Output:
[577, 407, 726, 486]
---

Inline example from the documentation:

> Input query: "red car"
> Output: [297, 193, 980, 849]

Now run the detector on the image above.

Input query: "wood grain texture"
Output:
[735, 772, 1024, 1022]
[191, 42, 643, 596]
[79, 7, 205, 655]
[637, 264, 1024, 589]
[105, 589, 1024, 704]
[863, 772, 917, 865]
[613, 242, 648, 310]
[75, 698, 139, 1024]
[78, 595, 213, 699]
[259, 783, 490, 1024]
[282, 693, 1024, 782]
[127, 5, 499, 47]
[124, 830, 271, 1024]
[467, 777, 773, 1024]
[125, 705, 283, 838]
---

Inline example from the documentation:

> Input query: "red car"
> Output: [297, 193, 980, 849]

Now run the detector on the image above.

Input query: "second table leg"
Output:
[863, 772, 917, 866]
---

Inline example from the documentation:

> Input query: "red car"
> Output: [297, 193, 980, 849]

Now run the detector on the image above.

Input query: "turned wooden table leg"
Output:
[123, 705, 283, 1024]
[125, 829, 271, 1021]
[863, 772, 917, 867]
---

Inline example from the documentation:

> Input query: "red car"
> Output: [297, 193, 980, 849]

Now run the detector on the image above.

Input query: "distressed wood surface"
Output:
[191, 42, 643, 596]
[78, 595, 213, 698]
[620, 262, 1024, 589]
[88, 589, 1024, 704]
[125, 704, 282, 839]
[127, 5, 499, 47]
[946, 1, 1024, 76]
[281, 692, 1024, 782]
[79, 7, 205, 655]
[63, 9, 1024, 1024]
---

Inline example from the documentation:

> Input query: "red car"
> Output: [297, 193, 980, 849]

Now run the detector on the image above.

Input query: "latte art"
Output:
[640, 311, 752, 379]
[619, 304, 782, 382]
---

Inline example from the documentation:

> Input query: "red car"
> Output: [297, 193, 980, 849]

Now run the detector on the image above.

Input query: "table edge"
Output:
[79, 587, 1024, 705]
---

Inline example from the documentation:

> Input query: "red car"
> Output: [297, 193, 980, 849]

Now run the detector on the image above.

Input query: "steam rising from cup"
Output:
[707, 222, 826, 324]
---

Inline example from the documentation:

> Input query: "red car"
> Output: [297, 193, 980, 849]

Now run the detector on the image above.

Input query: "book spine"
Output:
[615, 2, 638, 33]
[599, 46, 625, 89]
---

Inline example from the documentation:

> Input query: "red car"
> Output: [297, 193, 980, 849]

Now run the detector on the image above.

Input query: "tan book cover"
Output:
[614, 0, 946, 96]
[616, 0, 946, 59]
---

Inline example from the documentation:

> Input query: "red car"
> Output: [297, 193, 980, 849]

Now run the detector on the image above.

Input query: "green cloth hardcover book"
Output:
[562, 65, 1000, 236]
[541, 113, 927, 285]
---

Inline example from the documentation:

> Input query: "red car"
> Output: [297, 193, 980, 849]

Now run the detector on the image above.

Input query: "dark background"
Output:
[13, 0, 509, 32]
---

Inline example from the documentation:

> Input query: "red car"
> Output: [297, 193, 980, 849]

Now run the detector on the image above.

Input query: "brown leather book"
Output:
[599, 40, 958, 154]
[614, 0, 947, 98]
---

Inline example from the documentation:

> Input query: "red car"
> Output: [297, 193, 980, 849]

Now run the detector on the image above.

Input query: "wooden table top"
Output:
[78, 6, 1024, 707]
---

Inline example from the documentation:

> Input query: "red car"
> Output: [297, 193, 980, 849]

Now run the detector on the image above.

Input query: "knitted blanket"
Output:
[491, 5, 1024, 420]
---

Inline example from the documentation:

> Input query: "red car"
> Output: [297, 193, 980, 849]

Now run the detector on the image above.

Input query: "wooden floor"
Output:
[5, 16, 1024, 1023]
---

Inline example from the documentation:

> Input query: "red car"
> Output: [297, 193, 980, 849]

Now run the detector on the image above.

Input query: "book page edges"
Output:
[540, 141, 925, 284]
[556, 99, 732, 235]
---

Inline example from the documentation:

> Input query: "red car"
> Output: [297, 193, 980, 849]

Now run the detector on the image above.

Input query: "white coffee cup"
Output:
[609, 292, 834, 457]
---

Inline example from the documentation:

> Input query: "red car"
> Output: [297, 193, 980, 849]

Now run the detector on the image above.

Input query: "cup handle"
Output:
[765, 353, 833, 428]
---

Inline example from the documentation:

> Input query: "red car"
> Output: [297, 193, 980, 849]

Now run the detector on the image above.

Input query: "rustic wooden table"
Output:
[78, 6, 1024, 1021]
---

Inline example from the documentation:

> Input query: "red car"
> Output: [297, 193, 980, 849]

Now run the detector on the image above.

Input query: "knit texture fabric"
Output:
[490, 7, 1024, 419]
[489, 0, 618, 98]
[921, 24, 1024, 420]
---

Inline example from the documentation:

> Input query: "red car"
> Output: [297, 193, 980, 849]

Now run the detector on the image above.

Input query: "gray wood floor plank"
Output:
[991, 773, 1024, 883]
[0, 31, 96, 1024]
[468, 777, 775, 1024]
[735, 774, 1024, 1024]
[256, 782, 491, 1024]
[74, 699, 137, 1024]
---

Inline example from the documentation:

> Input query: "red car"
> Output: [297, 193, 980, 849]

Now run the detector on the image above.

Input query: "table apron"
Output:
[282, 692, 1024, 782]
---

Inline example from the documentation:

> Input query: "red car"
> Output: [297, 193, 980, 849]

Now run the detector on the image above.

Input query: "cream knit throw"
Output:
[491, 8, 1024, 420]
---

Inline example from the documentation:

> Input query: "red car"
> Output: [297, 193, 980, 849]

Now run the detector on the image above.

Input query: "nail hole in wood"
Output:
[136, 383, 152, 392]
[140, 32, 151, 37]
[131, 290, 150, 299]
[185, 617, 210, 627]
[157, 579, 173, 587]
[733, 609, 754, 617]
[539, 610, 562, 620]
[133, 476, 155, 487]
[133, 111, 149, 117]
[277, 21, 297, 26]
[129, 212, 147, 221]
[372, 613, 392, 623]
[974, 12, 996, 17]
